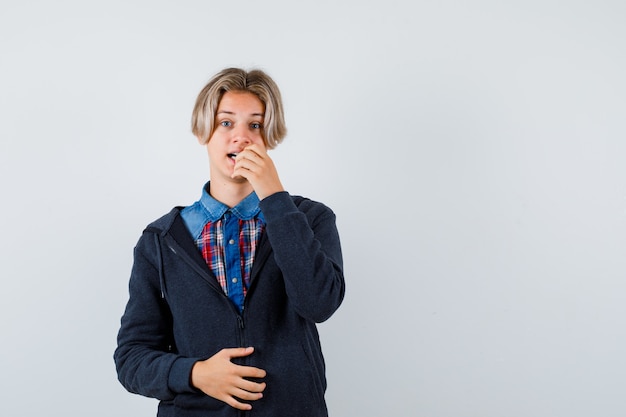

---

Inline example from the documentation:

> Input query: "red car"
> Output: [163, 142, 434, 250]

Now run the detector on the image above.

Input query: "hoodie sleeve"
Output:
[259, 192, 346, 323]
[113, 232, 198, 400]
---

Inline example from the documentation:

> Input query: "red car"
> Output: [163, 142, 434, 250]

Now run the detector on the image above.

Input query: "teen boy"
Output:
[114, 67, 346, 417]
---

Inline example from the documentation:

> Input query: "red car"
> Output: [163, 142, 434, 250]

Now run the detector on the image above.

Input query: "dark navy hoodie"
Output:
[114, 191, 345, 416]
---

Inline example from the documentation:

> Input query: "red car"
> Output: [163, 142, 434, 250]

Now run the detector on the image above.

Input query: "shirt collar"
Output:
[200, 182, 262, 221]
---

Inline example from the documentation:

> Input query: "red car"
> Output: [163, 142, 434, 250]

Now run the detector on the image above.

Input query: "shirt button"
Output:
[232, 277, 238, 283]
[229, 239, 235, 245]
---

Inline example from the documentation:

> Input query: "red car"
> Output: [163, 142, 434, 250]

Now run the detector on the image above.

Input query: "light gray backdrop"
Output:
[1, 1, 625, 416]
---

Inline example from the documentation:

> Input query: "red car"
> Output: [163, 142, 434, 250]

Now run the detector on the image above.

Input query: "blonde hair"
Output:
[191, 67, 287, 149]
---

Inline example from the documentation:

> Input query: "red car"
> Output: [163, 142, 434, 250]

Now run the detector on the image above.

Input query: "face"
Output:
[206, 90, 266, 183]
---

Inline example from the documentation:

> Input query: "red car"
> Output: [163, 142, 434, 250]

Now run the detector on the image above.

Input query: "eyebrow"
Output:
[217, 110, 264, 117]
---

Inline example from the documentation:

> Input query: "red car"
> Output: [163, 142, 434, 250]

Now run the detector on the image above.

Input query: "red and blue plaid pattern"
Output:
[197, 217, 265, 297]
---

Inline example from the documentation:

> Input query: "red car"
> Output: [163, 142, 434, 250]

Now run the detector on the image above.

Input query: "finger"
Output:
[241, 144, 270, 163]
[239, 379, 266, 394]
[244, 143, 267, 155]
[238, 365, 267, 379]
[233, 158, 254, 173]
[223, 385, 264, 410]
[224, 396, 253, 411]
[223, 346, 255, 359]
[237, 151, 262, 169]
[233, 385, 265, 400]
[232, 159, 262, 180]
[235, 152, 253, 164]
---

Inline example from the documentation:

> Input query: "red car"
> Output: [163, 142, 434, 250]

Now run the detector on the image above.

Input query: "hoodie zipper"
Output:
[237, 314, 246, 348]
[163, 233, 252, 368]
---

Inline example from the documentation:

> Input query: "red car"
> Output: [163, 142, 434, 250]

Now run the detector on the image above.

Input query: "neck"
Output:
[209, 180, 254, 208]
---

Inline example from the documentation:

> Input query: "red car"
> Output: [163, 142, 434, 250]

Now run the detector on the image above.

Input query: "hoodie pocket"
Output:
[261, 342, 325, 408]
[299, 339, 326, 405]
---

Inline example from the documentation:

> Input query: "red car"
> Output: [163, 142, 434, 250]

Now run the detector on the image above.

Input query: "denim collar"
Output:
[199, 182, 262, 221]
[180, 182, 264, 240]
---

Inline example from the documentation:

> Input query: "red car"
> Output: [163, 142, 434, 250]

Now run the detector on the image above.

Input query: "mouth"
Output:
[227, 153, 238, 160]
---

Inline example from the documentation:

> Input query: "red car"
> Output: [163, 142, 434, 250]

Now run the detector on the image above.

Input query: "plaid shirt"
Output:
[180, 184, 265, 312]
[197, 213, 264, 311]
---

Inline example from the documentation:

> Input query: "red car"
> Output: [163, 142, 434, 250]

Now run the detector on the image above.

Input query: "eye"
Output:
[250, 122, 262, 129]
[220, 120, 232, 127]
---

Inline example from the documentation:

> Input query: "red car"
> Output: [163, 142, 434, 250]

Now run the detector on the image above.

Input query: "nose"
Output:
[232, 125, 252, 146]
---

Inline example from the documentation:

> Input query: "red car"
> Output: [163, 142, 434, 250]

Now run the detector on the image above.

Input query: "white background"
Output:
[1, 1, 625, 416]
